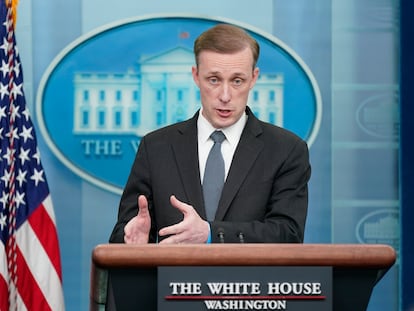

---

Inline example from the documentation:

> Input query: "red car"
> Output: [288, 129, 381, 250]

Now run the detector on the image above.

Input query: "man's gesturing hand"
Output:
[124, 195, 151, 244]
[159, 195, 210, 244]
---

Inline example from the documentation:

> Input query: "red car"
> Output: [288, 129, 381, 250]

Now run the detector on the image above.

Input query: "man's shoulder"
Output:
[248, 113, 304, 144]
[261, 121, 301, 140]
[245, 107, 302, 142]
[144, 117, 196, 141]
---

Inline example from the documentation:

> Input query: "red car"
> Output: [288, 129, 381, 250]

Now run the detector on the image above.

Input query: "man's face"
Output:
[192, 48, 259, 129]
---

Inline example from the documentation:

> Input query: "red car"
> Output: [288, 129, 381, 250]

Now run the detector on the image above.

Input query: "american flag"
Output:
[0, 1, 65, 310]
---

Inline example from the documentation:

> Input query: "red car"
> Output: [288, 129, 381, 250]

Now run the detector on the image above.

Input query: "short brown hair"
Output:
[193, 23, 260, 69]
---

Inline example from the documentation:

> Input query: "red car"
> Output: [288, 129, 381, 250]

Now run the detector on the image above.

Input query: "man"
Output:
[109, 23, 311, 244]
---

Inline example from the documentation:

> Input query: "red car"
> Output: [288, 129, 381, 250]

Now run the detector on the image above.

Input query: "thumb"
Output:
[170, 195, 190, 215]
[138, 195, 149, 215]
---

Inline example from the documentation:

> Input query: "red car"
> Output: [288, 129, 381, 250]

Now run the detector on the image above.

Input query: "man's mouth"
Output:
[216, 108, 231, 116]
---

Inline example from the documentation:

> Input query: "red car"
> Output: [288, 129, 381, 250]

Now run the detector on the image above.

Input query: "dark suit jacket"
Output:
[109, 107, 311, 243]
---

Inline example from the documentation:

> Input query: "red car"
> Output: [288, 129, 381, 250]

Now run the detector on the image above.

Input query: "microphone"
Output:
[237, 232, 245, 243]
[217, 228, 225, 243]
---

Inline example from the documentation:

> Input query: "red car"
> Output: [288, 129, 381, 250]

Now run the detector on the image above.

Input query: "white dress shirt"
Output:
[197, 109, 248, 183]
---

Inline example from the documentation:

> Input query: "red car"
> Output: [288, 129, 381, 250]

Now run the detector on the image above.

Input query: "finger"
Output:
[159, 222, 181, 237]
[124, 224, 135, 243]
[170, 195, 191, 215]
[124, 233, 135, 244]
[138, 195, 149, 216]
[124, 218, 136, 236]
[158, 235, 178, 244]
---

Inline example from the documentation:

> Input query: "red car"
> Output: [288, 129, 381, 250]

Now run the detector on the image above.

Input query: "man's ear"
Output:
[250, 67, 260, 89]
[192, 66, 200, 87]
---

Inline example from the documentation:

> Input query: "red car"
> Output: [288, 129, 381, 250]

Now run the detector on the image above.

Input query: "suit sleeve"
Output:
[108, 137, 157, 243]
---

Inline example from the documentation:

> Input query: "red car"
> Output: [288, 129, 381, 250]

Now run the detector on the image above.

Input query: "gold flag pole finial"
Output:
[6, 0, 18, 28]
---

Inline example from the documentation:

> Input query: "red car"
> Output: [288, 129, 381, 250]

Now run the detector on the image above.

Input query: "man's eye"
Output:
[233, 78, 243, 86]
[209, 77, 218, 84]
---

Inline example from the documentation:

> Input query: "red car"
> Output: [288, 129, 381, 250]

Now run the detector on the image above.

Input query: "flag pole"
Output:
[5, 1, 18, 309]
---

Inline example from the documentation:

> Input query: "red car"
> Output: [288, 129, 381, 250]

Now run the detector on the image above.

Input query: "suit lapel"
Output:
[215, 111, 264, 220]
[171, 112, 206, 217]
[170, 109, 264, 221]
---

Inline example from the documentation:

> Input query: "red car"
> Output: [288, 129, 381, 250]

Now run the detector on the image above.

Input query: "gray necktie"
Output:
[203, 130, 226, 221]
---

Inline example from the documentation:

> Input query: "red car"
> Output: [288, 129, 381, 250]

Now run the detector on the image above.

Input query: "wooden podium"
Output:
[90, 244, 396, 311]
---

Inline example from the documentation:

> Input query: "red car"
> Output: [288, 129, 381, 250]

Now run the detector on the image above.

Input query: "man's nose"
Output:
[219, 83, 231, 103]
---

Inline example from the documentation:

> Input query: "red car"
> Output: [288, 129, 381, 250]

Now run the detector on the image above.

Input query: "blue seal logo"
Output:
[36, 15, 321, 194]
[356, 91, 399, 139]
[356, 209, 399, 253]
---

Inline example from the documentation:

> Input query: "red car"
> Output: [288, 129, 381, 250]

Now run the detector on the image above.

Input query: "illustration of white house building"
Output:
[363, 214, 399, 240]
[73, 46, 284, 136]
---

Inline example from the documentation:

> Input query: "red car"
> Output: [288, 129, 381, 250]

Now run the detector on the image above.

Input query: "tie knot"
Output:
[210, 130, 226, 144]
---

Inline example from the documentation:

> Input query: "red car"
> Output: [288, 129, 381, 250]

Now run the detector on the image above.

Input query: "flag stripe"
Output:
[0, 276, 9, 311]
[28, 199, 63, 279]
[15, 244, 52, 311]
[42, 195, 57, 225]
[17, 221, 64, 311]
[16, 294, 29, 311]
[0, 245, 9, 311]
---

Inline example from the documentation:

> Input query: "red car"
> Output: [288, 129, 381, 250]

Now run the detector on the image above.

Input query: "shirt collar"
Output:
[197, 108, 248, 146]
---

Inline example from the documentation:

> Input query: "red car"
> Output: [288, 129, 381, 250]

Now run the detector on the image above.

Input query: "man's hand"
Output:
[124, 195, 151, 244]
[159, 195, 210, 244]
